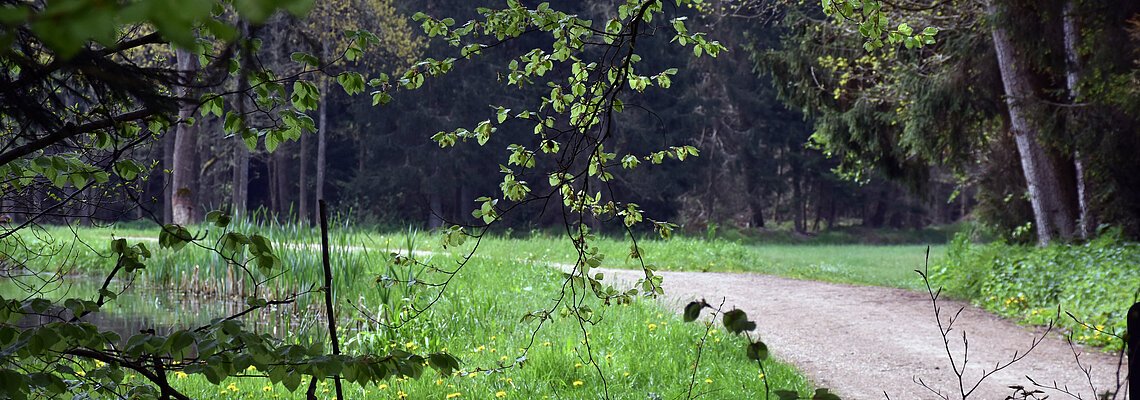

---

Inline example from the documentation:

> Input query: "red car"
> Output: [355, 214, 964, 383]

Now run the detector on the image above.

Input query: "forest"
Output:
[1, 0, 1139, 399]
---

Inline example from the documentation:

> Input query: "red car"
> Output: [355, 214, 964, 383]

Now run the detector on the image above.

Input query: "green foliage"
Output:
[932, 231, 1140, 349]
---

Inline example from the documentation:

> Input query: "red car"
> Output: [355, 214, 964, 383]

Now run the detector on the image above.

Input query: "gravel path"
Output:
[591, 267, 1126, 400]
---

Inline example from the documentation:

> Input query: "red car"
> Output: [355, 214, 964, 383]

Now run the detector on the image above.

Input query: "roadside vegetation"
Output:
[3, 223, 812, 399]
[932, 230, 1139, 350]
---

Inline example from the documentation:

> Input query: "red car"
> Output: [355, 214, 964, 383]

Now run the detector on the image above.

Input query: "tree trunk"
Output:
[299, 127, 309, 224]
[988, 1, 1077, 245]
[1063, 0, 1096, 240]
[315, 79, 328, 222]
[792, 163, 805, 233]
[163, 126, 175, 224]
[275, 146, 289, 216]
[232, 140, 249, 217]
[428, 190, 443, 229]
[171, 48, 200, 225]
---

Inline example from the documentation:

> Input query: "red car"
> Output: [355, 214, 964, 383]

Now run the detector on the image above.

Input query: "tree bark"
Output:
[171, 48, 199, 225]
[298, 127, 310, 224]
[232, 140, 249, 217]
[163, 125, 175, 224]
[988, 1, 1077, 245]
[1063, 0, 1096, 240]
[315, 79, 328, 222]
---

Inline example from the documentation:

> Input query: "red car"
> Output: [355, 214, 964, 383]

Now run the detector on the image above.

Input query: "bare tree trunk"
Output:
[428, 190, 443, 229]
[163, 129, 175, 224]
[315, 79, 328, 222]
[792, 163, 805, 233]
[275, 146, 289, 216]
[232, 142, 249, 217]
[299, 129, 309, 224]
[989, 1, 1076, 245]
[171, 48, 200, 225]
[1063, 0, 1095, 240]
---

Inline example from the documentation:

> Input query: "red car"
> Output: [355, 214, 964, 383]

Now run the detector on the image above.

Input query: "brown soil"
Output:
[592, 267, 1126, 400]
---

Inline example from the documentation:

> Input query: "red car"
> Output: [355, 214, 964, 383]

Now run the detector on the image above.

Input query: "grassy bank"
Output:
[3, 224, 814, 398]
[931, 232, 1138, 350]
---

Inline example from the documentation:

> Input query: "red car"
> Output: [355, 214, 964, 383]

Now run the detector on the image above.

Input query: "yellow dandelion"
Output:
[542, 341, 551, 347]
[623, 371, 630, 377]
[704, 378, 713, 384]
[446, 393, 462, 399]
[758, 373, 765, 379]
[574, 363, 583, 368]
[647, 323, 658, 331]
[398, 390, 408, 399]
[436, 379, 444, 385]
[227, 383, 239, 392]
[475, 345, 485, 353]
[572, 380, 584, 387]
[495, 391, 507, 398]
[490, 336, 497, 340]
[490, 348, 497, 353]
[175, 371, 188, 379]
[262, 385, 273, 392]
[605, 354, 613, 360]
[500, 356, 509, 361]
[405, 341, 418, 351]
[379, 383, 389, 390]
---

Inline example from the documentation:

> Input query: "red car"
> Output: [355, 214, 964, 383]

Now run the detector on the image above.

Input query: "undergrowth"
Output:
[931, 230, 1139, 350]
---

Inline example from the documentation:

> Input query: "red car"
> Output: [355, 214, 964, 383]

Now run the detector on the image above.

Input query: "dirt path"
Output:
[590, 267, 1125, 400]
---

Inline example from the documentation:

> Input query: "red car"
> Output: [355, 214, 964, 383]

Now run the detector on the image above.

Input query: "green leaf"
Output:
[427, 353, 461, 376]
[746, 340, 769, 361]
[205, 210, 231, 228]
[722, 309, 757, 334]
[682, 301, 704, 322]
[812, 388, 842, 400]
[159, 225, 191, 252]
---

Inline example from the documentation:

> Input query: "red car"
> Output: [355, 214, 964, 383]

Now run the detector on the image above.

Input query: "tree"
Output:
[0, 1, 780, 399]
[763, 0, 1140, 243]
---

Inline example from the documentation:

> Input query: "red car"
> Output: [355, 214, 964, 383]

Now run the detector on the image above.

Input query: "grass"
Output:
[461, 233, 944, 290]
[159, 257, 812, 399]
[4, 223, 817, 398]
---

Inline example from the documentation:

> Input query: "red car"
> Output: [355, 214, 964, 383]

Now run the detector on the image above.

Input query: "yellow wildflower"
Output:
[262, 385, 273, 392]
[648, 323, 658, 331]
[446, 392, 462, 399]
[572, 380, 584, 387]
[379, 383, 389, 390]
[436, 378, 444, 385]
[175, 371, 188, 379]
[475, 345, 485, 352]
[542, 341, 551, 347]
[495, 391, 507, 398]
[227, 383, 239, 392]
[574, 363, 583, 368]
[704, 378, 713, 384]
[398, 390, 408, 399]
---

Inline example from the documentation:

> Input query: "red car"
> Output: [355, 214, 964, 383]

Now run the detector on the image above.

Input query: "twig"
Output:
[318, 200, 343, 400]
